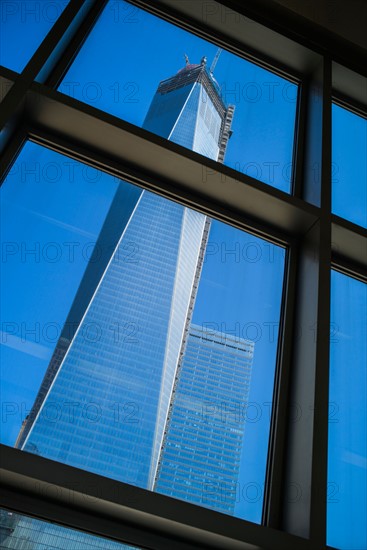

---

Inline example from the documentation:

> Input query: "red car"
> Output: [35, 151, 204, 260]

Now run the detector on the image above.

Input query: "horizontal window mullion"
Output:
[0, 445, 316, 550]
[19, 85, 320, 246]
[331, 216, 367, 273]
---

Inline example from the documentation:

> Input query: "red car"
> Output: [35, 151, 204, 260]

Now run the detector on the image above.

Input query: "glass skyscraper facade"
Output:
[155, 324, 254, 514]
[142, 59, 234, 163]
[0, 509, 126, 550]
[1, 58, 244, 549]
[19, 193, 208, 489]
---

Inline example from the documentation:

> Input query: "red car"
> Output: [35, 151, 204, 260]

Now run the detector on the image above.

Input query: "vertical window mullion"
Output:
[310, 53, 332, 545]
[262, 243, 299, 530]
[281, 55, 332, 546]
[264, 54, 316, 528]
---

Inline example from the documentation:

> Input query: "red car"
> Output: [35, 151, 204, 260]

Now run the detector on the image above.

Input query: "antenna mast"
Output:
[210, 48, 222, 74]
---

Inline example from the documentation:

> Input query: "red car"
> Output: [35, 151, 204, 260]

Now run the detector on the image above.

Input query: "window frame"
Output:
[0, 1, 366, 549]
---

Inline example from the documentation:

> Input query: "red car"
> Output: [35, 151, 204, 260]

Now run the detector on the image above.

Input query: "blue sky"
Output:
[332, 104, 367, 228]
[1, 142, 118, 444]
[0, 1, 70, 73]
[328, 271, 367, 550]
[1, 0, 366, 542]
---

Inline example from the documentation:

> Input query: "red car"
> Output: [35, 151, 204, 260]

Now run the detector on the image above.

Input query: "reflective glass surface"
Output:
[58, 0, 298, 193]
[332, 103, 367, 228]
[0, 508, 138, 549]
[328, 271, 367, 550]
[1, 141, 123, 446]
[0, 1, 70, 73]
[1, 140, 285, 529]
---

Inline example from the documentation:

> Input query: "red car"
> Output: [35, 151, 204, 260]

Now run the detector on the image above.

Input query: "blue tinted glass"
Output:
[0, 1, 69, 73]
[0, 508, 138, 549]
[0, 141, 124, 446]
[328, 271, 367, 549]
[332, 104, 367, 228]
[58, 0, 297, 193]
[158, 223, 285, 524]
[1, 141, 285, 530]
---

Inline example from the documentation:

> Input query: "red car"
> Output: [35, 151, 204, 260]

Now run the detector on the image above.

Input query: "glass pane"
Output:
[332, 103, 367, 228]
[1, 141, 285, 526]
[0, 508, 138, 549]
[0, 141, 133, 446]
[328, 271, 367, 550]
[58, 0, 298, 193]
[0, 1, 70, 73]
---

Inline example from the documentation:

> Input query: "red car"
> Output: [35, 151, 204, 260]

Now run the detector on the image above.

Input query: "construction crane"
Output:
[210, 48, 222, 75]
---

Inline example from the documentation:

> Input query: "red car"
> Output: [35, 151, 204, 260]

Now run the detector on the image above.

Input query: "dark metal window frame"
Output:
[0, 1, 366, 549]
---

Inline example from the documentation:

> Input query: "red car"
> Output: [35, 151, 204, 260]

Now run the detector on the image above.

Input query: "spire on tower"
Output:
[210, 48, 222, 74]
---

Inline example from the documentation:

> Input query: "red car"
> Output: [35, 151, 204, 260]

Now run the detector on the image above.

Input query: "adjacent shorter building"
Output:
[155, 324, 254, 514]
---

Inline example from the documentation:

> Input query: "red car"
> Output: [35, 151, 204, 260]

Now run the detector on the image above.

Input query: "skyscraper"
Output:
[155, 324, 254, 515]
[3, 56, 241, 549]
[143, 55, 234, 162]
